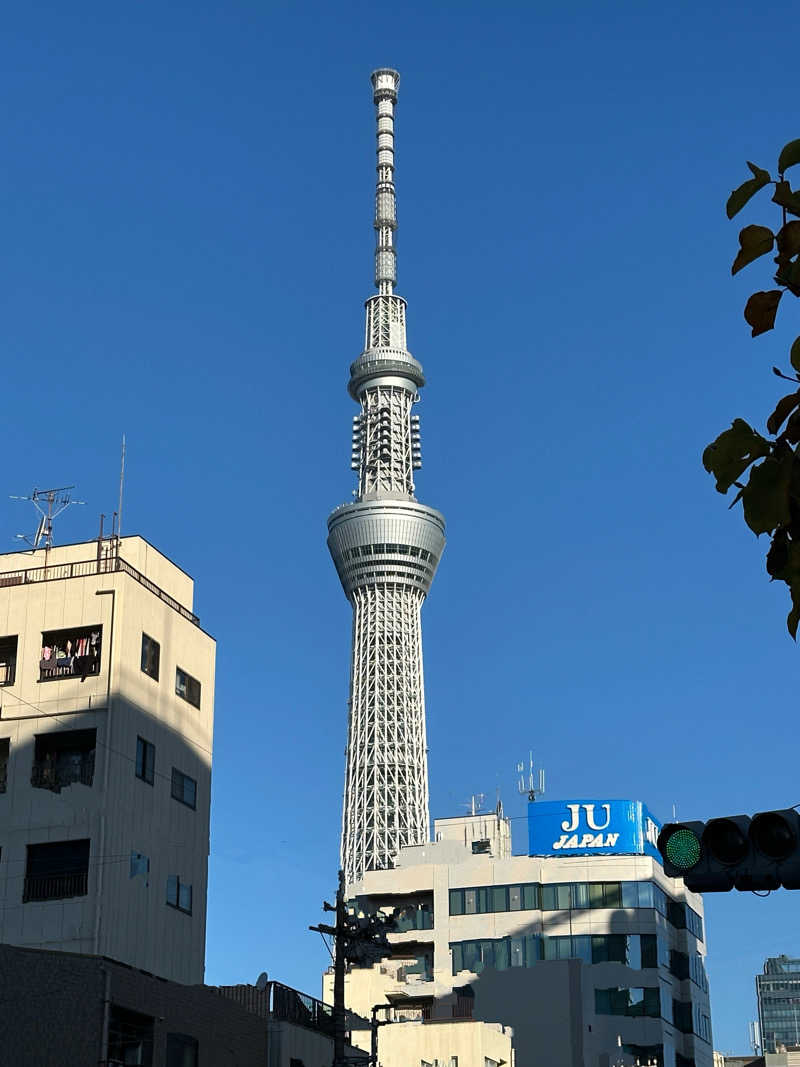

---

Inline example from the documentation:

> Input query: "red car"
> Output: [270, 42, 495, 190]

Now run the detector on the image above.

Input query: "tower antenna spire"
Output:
[371, 68, 400, 296]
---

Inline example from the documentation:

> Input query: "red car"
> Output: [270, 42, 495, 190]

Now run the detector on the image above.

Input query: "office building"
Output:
[328, 799, 713, 1067]
[327, 67, 445, 888]
[757, 956, 800, 1053]
[0, 534, 215, 983]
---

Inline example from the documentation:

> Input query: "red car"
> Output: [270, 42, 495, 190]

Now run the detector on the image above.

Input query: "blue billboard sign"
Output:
[528, 799, 662, 860]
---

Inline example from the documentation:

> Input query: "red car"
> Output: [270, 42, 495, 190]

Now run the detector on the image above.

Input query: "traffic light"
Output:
[657, 809, 800, 892]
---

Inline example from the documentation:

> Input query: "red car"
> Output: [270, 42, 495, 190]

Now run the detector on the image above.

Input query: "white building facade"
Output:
[328, 801, 712, 1067]
[0, 535, 215, 983]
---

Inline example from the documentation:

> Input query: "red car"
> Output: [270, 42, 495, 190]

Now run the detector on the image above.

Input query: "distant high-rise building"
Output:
[0, 535, 215, 983]
[757, 956, 800, 1053]
[328, 69, 445, 887]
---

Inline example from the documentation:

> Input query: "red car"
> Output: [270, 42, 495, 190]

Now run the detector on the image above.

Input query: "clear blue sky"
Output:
[2, 0, 798, 1051]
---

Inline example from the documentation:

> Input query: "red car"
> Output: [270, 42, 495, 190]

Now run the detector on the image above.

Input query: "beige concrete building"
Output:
[0, 535, 215, 983]
[350, 1016, 514, 1067]
[326, 806, 712, 1067]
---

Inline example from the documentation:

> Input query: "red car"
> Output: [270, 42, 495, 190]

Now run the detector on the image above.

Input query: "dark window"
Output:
[175, 667, 201, 708]
[166, 1032, 198, 1067]
[673, 999, 693, 1033]
[136, 737, 155, 785]
[670, 949, 690, 980]
[449, 889, 464, 915]
[595, 987, 660, 1018]
[171, 768, 197, 810]
[40, 626, 101, 682]
[471, 839, 491, 855]
[141, 634, 160, 681]
[31, 729, 96, 792]
[0, 635, 18, 686]
[640, 934, 659, 969]
[24, 839, 90, 902]
[166, 875, 192, 914]
[0, 738, 8, 793]
[107, 1005, 154, 1067]
[667, 899, 686, 929]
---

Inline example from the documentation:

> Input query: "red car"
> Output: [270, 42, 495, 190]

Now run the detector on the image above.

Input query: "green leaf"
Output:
[727, 163, 771, 219]
[741, 454, 794, 535]
[784, 409, 800, 445]
[773, 181, 800, 218]
[791, 336, 800, 373]
[766, 390, 800, 435]
[732, 225, 775, 274]
[778, 139, 800, 175]
[702, 418, 771, 493]
[776, 221, 800, 258]
[744, 290, 782, 336]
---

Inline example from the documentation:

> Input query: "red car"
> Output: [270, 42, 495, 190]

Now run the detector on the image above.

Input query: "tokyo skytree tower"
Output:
[328, 70, 445, 887]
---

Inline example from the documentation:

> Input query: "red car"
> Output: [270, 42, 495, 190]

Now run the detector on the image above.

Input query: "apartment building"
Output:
[0, 535, 215, 983]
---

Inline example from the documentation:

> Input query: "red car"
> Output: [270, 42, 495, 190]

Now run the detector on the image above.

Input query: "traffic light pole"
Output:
[310, 870, 397, 1067]
[333, 870, 347, 1067]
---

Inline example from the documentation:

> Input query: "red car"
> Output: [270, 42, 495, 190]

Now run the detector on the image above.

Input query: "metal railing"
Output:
[270, 982, 336, 1037]
[23, 870, 88, 902]
[0, 553, 199, 626]
[31, 755, 95, 792]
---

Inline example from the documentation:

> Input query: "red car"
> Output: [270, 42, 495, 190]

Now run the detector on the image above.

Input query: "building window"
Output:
[171, 768, 197, 810]
[0, 738, 8, 794]
[141, 633, 160, 681]
[595, 987, 660, 1018]
[166, 875, 192, 914]
[166, 1033, 198, 1067]
[175, 667, 201, 708]
[136, 737, 155, 785]
[0, 635, 18, 686]
[107, 1005, 154, 1066]
[40, 626, 101, 682]
[24, 839, 90, 902]
[31, 729, 96, 792]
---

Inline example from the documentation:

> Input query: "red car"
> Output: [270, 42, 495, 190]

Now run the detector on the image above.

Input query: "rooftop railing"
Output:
[0, 553, 199, 626]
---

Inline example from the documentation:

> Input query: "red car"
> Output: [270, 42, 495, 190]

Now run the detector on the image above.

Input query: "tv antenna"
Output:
[11, 486, 85, 550]
[517, 751, 545, 802]
[464, 793, 485, 816]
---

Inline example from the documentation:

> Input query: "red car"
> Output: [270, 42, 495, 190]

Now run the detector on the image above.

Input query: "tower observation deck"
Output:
[328, 70, 445, 888]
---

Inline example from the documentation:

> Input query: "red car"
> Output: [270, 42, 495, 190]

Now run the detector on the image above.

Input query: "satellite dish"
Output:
[255, 971, 269, 991]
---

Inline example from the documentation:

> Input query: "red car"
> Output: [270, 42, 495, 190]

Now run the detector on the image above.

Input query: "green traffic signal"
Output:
[663, 827, 702, 871]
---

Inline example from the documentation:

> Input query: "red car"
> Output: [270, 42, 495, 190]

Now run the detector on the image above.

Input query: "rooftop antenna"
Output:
[118, 433, 126, 540]
[464, 793, 485, 816]
[517, 751, 545, 802]
[11, 486, 85, 550]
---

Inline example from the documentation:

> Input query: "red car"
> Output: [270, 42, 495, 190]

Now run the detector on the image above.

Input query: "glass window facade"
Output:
[451, 933, 663, 975]
[449, 880, 703, 940]
[595, 987, 661, 1017]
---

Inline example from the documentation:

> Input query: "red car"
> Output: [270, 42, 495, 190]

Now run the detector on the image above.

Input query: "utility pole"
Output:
[310, 870, 396, 1067]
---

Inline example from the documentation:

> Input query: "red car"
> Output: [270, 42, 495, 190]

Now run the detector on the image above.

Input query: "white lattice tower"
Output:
[328, 70, 445, 888]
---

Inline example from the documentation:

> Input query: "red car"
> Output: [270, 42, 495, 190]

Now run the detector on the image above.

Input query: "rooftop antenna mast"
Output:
[118, 433, 126, 540]
[517, 751, 545, 802]
[11, 486, 85, 551]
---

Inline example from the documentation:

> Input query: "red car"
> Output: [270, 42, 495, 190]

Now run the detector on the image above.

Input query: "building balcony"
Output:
[23, 869, 89, 903]
[31, 729, 96, 793]
[31, 755, 95, 792]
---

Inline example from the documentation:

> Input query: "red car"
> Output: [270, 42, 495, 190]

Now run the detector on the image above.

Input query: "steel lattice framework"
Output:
[328, 70, 445, 888]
